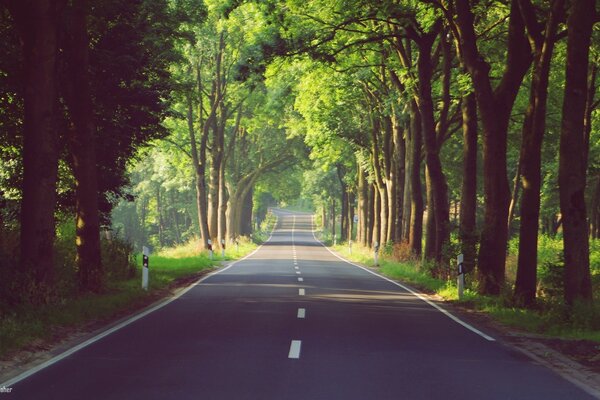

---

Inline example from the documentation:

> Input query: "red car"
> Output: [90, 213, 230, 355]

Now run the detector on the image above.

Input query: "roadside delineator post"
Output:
[457, 253, 465, 300]
[208, 239, 213, 260]
[374, 241, 379, 266]
[142, 246, 149, 290]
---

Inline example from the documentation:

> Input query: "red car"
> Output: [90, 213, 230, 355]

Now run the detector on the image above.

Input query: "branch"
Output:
[163, 138, 192, 159]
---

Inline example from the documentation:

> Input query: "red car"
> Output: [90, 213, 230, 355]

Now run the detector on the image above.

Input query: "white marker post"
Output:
[457, 253, 464, 300]
[142, 246, 149, 290]
[221, 239, 226, 258]
[374, 241, 379, 266]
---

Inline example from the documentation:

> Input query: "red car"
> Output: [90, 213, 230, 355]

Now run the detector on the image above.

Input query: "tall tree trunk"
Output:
[217, 161, 227, 246]
[63, 0, 103, 293]
[409, 101, 423, 256]
[358, 165, 368, 246]
[559, 0, 594, 305]
[331, 197, 336, 241]
[454, 0, 532, 295]
[507, 161, 521, 236]
[402, 126, 412, 242]
[416, 27, 450, 265]
[393, 114, 406, 242]
[348, 192, 355, 241]
[12, 0, 60, 300]
[424, 166, 437, 261]
[208, 32, 225, 241]
[367, 183, 375, 246]
[240, 187, 253, 236]
[459, 93, 478, 276]
[156, 186, 164, 247]
[514, 0, 563, 306]
[187, 95, 210, 249]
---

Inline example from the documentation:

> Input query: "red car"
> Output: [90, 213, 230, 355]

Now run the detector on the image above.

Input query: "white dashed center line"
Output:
[297, 308, 305, 319]
[299, 288, 305, 296]
[288, 340, 302, 359]
[298, 277, 304, 282]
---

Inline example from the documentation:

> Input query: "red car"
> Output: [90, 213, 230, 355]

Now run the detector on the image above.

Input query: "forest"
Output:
[0, 0, 599, 321]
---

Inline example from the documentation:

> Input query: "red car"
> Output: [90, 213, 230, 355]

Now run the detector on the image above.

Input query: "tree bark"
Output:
[559, 0, 594, 305]
[392, 113, 406, 242]
[62, 0, 104, 293]
[12, 0, 60, 300]
[514, 0, 563, 306]
[453, 0, 532, 295]
[459, 93, 478, 276]
[187, 94, 211, 249]
[409, 101, 423, 256]
[358, 165, 369, 246]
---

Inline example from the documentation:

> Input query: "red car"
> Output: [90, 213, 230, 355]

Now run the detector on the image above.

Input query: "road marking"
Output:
[298, 277, 304, 282]
[0, 217, 282, 388]
[299, 288, 305, 296]
[296, 271, 301, 274]
[297, 308, 306, 318]
[288, 340, 302, 359]
[294, 266, 299, 270]
[310, 216, 495, 342]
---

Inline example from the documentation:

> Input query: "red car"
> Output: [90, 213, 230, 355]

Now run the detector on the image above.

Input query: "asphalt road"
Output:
[4, 210, 597, 399]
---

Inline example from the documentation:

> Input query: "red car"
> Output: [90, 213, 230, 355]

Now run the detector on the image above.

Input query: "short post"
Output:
[207, 239, 213, 260]
[221, 239, 226, 257]
[374, 241, 379, 266]
[142, 246, 149, 290]
[457, 253, 464, 300]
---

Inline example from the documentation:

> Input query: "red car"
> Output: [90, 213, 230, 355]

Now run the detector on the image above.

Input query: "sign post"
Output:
[374, 241, 379, 266]
[457, 253, 464, 300]
[142, 246, 149, 290]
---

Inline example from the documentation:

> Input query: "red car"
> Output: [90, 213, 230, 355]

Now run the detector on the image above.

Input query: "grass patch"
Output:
[331, 240, 600, 343]
[0, 238, 258, 359]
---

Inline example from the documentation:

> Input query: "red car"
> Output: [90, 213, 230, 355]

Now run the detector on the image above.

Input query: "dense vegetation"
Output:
[0, 0, 599, 334]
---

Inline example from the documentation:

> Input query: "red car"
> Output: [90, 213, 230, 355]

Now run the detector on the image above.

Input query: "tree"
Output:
[6, 0, 61, 301]
[559, 0, 595, 305]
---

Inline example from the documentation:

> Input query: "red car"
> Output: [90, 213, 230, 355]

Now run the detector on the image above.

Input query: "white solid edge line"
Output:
[2, 217, 280, 388]
[288, 340, 302, 358]
[310, 215, 495, 342]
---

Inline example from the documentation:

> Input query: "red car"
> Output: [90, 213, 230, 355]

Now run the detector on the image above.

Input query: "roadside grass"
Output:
[0, 237, 258, 359]
[331, 241, 600, 343]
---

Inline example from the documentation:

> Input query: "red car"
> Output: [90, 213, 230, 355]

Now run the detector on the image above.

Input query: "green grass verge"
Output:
[332, 242, 600, 342]
[0, 238, 258, 359]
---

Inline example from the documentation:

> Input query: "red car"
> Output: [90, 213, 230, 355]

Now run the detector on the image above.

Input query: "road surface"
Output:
[3, 210, 596, 399]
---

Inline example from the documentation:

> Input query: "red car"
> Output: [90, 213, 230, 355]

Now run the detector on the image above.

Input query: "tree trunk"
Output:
[392, 114, 406, 242]
[559, 0, 594, 305]
[187, 95, 210, 249]
[240, 187, 253, 236]
[454, 0, 532, 295]
[367, 183, 375, 246]
[507, 161, 521, 236]
[402, 126, 412, 242]
[409, 101, 423, 256]
[358, 166, 368, 246]
[13, 0, 60, 301]
[459, 93, 478, 276]
[514, 0, 563, 306]
[424, 166, 437, 261]
[416, 28, 450, 265]
[63, 0, 103, 293]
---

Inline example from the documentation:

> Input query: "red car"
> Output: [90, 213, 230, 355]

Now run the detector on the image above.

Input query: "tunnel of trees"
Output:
[0, 0, 599, 309]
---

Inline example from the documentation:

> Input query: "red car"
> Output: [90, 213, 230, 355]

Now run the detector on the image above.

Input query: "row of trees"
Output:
[0, 0, 201, 301]
[274, 0, 599, 306]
